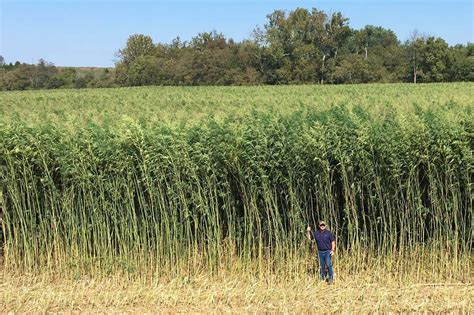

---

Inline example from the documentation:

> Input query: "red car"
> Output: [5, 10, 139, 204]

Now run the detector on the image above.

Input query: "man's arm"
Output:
[330, 240, 336, 255]
[306, 226, 312, 240]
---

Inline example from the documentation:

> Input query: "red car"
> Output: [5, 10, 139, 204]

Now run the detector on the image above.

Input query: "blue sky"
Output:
[1, 0, 473, 67]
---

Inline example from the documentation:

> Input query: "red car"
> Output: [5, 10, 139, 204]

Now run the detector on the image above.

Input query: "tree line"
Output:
[0, 58, 115, 91]
[1, 8, 473, 90]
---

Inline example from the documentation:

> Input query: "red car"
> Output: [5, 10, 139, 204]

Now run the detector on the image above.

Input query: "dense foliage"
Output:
[0, 60, 115, 91]
[1, 8, 473, 91]
[0, 84, 472, 279]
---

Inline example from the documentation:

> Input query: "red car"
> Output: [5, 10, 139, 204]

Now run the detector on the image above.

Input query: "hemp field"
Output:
[1, 83, 472, 312]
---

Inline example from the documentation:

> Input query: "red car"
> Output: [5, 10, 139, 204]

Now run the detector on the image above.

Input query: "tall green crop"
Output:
[0, 83, 472, 281]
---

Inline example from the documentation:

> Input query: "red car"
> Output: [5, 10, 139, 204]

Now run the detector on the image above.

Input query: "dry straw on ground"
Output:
[1, 271, 472, 313]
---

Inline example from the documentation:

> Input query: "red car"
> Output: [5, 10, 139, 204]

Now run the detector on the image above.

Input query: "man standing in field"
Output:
[306, 221, 336, 284]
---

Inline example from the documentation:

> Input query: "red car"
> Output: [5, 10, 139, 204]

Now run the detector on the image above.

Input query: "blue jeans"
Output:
[318, 250, 334, 281]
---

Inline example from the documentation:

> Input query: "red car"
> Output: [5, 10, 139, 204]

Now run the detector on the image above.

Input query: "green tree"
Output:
[0, 64, 32, 90]
[353, 25, 398, 59]
[116, 55, 161, 86]
[74, 77, 87, 89]
[448, 43, 474, 81]
[334, 54, 389, 83]
[117, 34, 155, 65]
[54, 68, 77, 88]
[405, 31, 426, 83]
[30, 59, 57, 89]
[416, 37, 452, 82]
[115, 34, 157, 86]
[264, 8, 351, 84]
[233, 40, 263, 84]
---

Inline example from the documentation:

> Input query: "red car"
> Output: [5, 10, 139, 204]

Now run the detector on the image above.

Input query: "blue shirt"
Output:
[312, 230, 335, 251]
